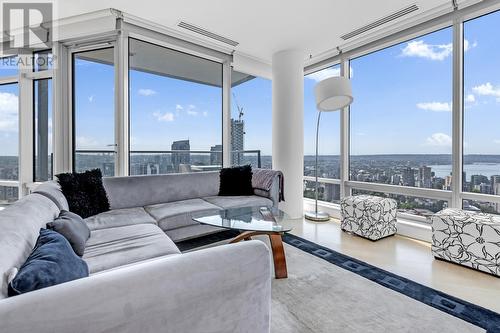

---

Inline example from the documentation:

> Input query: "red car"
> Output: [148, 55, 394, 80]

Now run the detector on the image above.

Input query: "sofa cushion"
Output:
[56, 169, 110, 218]
[33, 181, 69, 211]
[83, 224, 180, 274]
[145, 199, 221, 232]
[102, 171, 220, 210]
[0, 194, 60, 299]
[84, 207, 156, 231]
[47, 211, 91, 256]
[8, 229, 89, 296]
[203, 195, 273, 210]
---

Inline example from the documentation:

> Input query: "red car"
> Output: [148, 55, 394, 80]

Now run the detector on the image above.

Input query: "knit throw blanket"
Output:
[252, 168, 285, 202]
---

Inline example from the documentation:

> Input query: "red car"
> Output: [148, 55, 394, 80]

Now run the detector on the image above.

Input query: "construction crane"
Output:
[232, 92, 244, 121]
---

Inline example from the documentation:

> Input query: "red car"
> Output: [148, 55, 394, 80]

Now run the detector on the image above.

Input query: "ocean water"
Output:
[429, 163, 500, 181]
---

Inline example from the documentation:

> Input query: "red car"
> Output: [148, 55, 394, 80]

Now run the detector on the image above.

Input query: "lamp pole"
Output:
[314, 111, 322, 214]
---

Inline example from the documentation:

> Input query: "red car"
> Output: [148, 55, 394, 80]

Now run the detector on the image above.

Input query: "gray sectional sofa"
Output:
[0, 171, 280, 333]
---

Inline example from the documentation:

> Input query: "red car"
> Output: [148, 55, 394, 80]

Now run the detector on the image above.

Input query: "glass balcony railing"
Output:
[75, 149, 263, 176]
[74, 150, 116, 177]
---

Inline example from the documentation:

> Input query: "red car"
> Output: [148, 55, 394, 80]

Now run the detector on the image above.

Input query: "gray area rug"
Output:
[184, 238, 484, 332]
[272, 243, 483, 333]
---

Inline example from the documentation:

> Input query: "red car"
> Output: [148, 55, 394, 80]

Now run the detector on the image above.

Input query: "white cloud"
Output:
[76, 136, 99, 148]
[153, 111, 174, 122]
[472, 82, 500, 98]
[305, 66, 355, 81]
[465, 94, 475, 103]
[88, 95, 94, 103]
[401, 39, 476, 61]
[138, 88, 157, 96]
[425, 133, 452, 147]
[494, 139, 500, 144]
[0, 92, 19, 132]
[306, 67, 341, 82]
[416, 101, 452, 112]
[464, 40, 478, 51]
[186, 104, 198, 116]
[401, 40, 452, 61]
[202, 111, 208, 117]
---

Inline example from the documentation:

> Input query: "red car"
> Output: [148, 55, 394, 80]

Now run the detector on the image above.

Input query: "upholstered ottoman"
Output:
[340, 195, 397, 240]
[432, 208, 500, 276]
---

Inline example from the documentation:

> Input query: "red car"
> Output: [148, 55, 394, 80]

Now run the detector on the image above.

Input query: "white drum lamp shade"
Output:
[314, 76, 353, 112]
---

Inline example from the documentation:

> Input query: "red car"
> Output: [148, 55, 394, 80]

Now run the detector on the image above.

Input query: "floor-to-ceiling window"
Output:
[33, 50, 53, 181]
[303, 65, 341, 204]
[230, 70, 272, 169]
[73, 47, 115, 176]
[128, 38, 223, 175]
[463, 10, 500, 214]
[349, 28, 453, 217]
[0, 56, 19, 205]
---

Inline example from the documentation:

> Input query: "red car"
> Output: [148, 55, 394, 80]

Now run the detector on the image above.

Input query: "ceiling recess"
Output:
[177, 21, 239, 47]
[340, 4, 419, 40]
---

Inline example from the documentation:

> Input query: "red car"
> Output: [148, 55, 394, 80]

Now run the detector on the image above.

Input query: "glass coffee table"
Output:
[193, 206, 293, 279]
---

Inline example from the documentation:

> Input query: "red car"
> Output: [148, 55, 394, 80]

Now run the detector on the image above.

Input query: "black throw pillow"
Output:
[8, 229, 89, 297]
[56, 169, 110, 219]
[218, 165, 254, 196]
[47, 211, 91, 256]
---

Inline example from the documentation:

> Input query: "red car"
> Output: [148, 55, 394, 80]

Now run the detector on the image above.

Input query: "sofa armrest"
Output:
[0, 241, 271, 333]
[253, 174, 281, 208]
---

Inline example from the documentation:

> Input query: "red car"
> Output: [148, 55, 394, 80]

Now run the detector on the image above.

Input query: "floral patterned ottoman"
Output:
[340, 195, 397, 241]
[432, 208, 500, 276]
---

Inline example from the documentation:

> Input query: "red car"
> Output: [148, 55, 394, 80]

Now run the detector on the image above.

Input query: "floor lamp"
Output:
[305, 76, 353, 222]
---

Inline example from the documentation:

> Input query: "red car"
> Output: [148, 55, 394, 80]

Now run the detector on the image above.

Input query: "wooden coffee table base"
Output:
[229, 231, 288, 279]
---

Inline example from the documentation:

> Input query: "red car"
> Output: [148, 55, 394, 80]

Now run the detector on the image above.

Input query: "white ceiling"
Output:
[55, 0, 456, 64]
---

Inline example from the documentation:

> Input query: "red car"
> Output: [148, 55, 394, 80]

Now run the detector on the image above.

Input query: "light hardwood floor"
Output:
[287, 217, 500, 313]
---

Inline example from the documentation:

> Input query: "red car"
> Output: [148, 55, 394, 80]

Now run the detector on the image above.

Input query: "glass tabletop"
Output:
[193, 206, 293, 233]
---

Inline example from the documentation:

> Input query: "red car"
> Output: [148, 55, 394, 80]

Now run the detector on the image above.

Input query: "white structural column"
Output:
[272, 50, 304, 218]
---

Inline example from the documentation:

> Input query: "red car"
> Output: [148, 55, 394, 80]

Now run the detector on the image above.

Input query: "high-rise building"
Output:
[471, 174, 489, 186]
[391, 174, 401, 185]
[171, 140, 190, 172]
[494, 183, 500, 213]
[210, 144, 223, 166]
[479, 183, 492, 194]
[231, 119, 244, 165]
[444, 175, 453, 191]
[491, 175, 500, 190]
[417, 166, 432, 188]
[402, 167, 415, 187]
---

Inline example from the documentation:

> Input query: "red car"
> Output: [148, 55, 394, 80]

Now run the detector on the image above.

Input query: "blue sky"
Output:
[1, 11, 499, 158]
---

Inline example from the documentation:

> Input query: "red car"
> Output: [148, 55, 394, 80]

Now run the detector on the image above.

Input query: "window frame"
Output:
[71, 44, 117, 176]
[127, 36, 225, 175]
[303, 3, 500, 222]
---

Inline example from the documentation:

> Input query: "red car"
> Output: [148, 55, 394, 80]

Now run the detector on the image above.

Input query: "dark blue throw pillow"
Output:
[8, 229, 89, 297]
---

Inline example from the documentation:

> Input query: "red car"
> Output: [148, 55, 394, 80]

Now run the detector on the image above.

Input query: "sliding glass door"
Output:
[72, 47, 116, 176]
